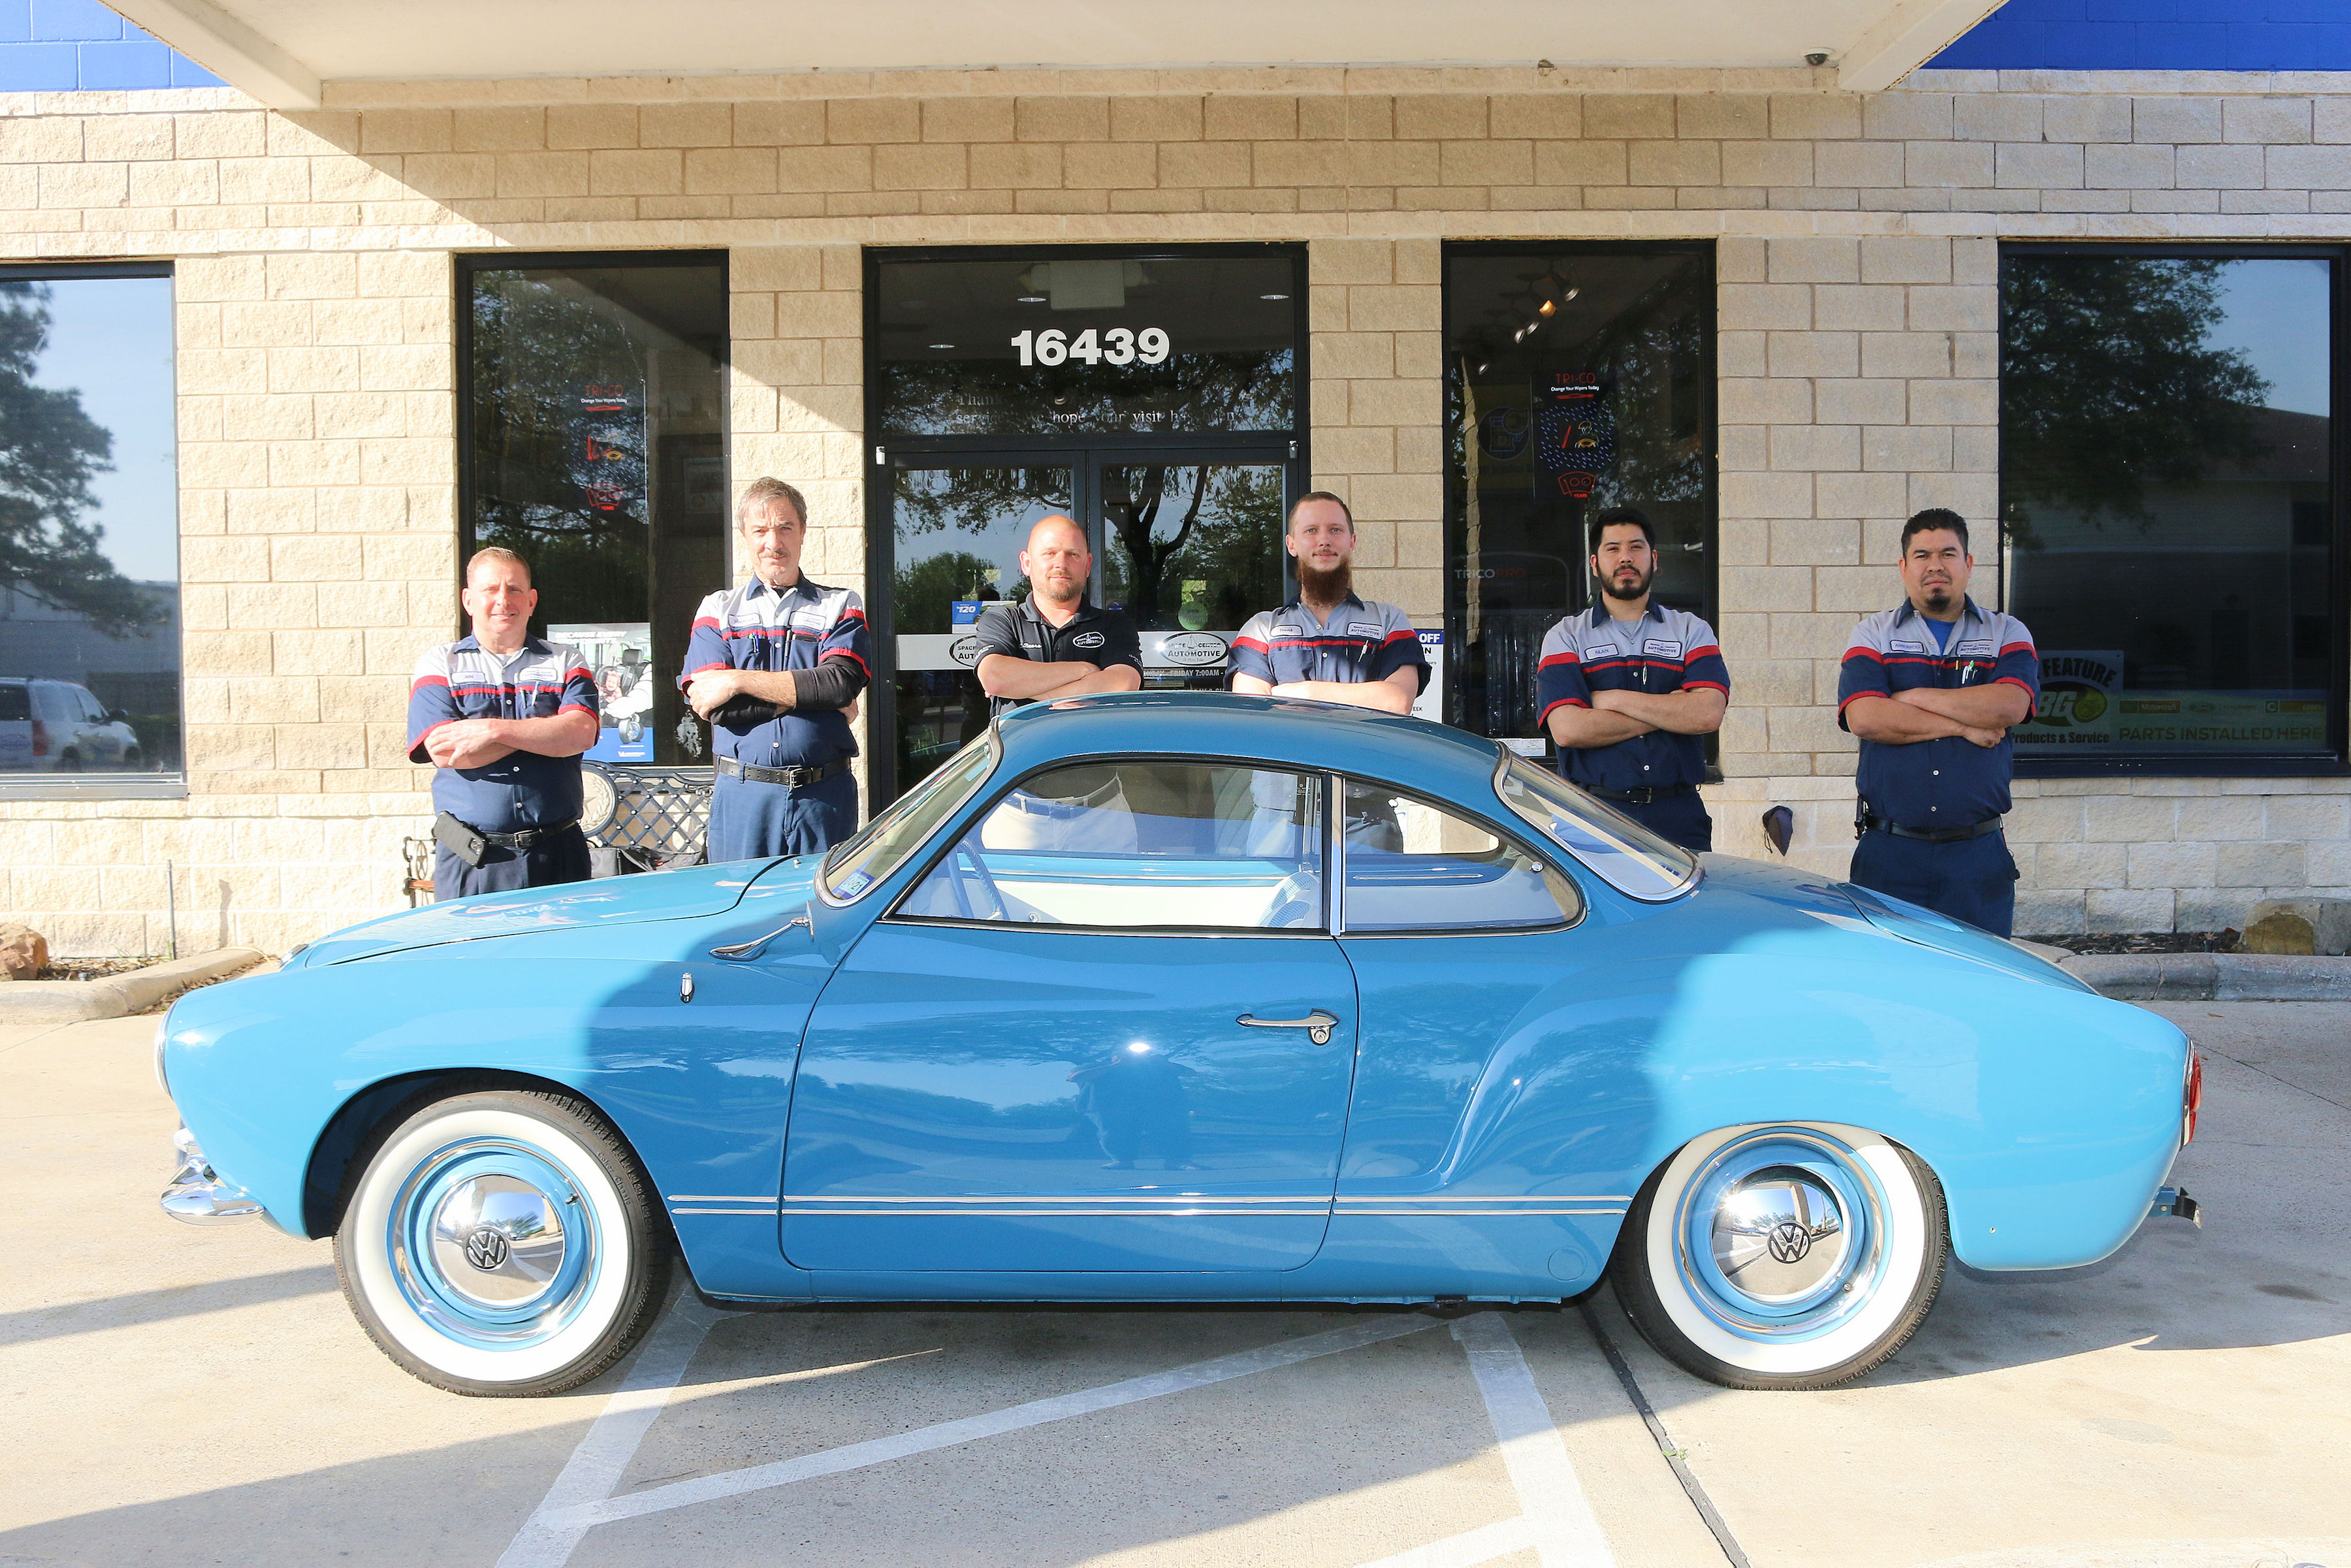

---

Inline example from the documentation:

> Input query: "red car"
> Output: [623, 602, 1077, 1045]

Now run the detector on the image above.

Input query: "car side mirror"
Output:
[106, 708, 131, 724]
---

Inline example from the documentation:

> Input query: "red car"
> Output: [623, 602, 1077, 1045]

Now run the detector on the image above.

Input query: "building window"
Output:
[0, 263, 181, 798]
[2000, 246, 2343, 772]
[1441, 244, 1716, 749]
[459, 252, 728, 768]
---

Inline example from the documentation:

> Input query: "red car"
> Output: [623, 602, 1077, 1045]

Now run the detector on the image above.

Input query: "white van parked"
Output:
[0, 678, 144, 771]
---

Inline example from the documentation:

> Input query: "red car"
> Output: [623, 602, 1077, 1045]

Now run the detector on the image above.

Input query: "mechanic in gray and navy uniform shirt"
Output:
[408, 547, 600, 901]
[1837, 507, 2040, 936]
[1228, 491, 1429, 713]
[1537, 507, 1730, 853]
[680, 477, 871, 863]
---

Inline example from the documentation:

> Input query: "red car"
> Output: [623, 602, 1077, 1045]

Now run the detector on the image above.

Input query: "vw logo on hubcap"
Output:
[1765, 1220, 1812, 1264]
[464, 1226, 512, 1272]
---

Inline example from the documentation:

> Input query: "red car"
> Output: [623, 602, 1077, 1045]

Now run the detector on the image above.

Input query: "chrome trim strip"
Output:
[666, 1194, 782, 1202]
[778, 1208, 1328, 1218]
[1335, 1194, 1632, 1204]
[671, 1207, 783, 1216]
[782, 1193, 1326, 1204]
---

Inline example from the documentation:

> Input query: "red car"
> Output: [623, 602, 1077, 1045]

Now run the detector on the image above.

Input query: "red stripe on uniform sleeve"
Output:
[1682, 680, 1728, 694]
[1842, 647, 1883, 664]
[410, 675, 450, 692]
[1995, 675, 2038, 712]
[1838, 690, 1882, 712]
[557, 702, 596, 716]
[1382, 628, 1417, 645]
[836, 606, 868, 624]
[564, 666, 591, 681]
[690, 616, 721, 632]
[1684, 644, 1721, 662]
[1537, 650, 1580, 669]
[1537, 697, 1589, 722]
[2000, 641, 2035, 656]
[1233, 636, 1270, 653]
[821, 648, 871, 675]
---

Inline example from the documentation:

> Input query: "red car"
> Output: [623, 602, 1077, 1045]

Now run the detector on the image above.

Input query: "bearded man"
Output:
[1536, 507, 1731, 853]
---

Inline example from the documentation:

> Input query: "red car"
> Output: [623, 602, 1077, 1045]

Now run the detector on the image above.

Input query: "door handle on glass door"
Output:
[1236, 1010, 1340, 1046]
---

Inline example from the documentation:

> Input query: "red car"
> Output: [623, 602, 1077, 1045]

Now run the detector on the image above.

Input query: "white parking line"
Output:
[496, 1298, 729, 1568]
[1354, 1516, 1539, 1568]
[543, 1311, 1443, 1531]
[1450, 1314, 1619, 1568]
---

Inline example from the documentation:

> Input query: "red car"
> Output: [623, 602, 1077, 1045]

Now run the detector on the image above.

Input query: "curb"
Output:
[2060, 951, 2351, 1002]
[0, 948, 268, 1024]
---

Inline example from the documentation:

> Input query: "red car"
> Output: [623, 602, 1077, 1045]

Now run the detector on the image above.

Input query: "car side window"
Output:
[0, 686, 27, 722]
[897, 760, 1325, 931]
[1340, 779, 1582, 934]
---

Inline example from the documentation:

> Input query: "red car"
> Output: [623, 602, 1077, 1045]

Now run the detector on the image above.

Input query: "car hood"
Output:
[1693, 854, 2092, 993]
[292, 858, 805, 967]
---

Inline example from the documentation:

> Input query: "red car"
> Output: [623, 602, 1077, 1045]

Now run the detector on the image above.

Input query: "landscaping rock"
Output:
[0, 923, 48, 980]
[2240, 897, 2351, 957]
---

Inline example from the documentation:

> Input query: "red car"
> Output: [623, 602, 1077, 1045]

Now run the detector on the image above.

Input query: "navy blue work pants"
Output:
[1618, 790, 1714, 854]
[706, 768, 858, 864]
[434, 824, 591, 902]
[1849, 825, 2019, 936]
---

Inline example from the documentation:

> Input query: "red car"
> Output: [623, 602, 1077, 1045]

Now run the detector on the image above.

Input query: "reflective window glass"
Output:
[463, 255, 728, 767]
[874, 253, 1300, 437]
[1443, 247, 1716, 746]
[0, 269, 180, 792]
[898, 761, 1324, 930]
[1497, 754, 1697, 901]
[1341, 780, 1580, 933]
[1100, 460, 1285, 634]
[2000, 249, 2339, 763]
[824, 731, 998, 903]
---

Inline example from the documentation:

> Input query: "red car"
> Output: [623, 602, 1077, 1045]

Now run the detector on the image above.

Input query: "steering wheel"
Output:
[947, 840, 1010, 921]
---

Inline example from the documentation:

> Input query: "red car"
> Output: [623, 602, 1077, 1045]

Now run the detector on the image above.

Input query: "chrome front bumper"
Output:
[160, 1126, 261, 1225]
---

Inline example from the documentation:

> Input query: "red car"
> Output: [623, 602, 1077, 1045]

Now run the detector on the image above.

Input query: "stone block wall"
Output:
[2, 65, 2349, 948]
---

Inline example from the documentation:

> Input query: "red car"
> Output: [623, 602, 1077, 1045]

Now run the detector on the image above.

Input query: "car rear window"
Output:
[1495, 753, 1699, 903]
[0, 686, 27, 722]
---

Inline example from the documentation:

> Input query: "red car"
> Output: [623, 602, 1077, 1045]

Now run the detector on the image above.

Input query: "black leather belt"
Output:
[1863, 811, 2004, 845]
[1584, 782, 1695, 806]
[480, 819, 578, 850]
[716, 755, 851, 789]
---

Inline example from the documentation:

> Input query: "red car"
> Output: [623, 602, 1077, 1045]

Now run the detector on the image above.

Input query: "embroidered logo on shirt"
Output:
[1644, 639, 1682, 658]
[1347, 622, 1383, 637]
[1889, 639, 1928, 653]
[1071, 631, 1106, 649]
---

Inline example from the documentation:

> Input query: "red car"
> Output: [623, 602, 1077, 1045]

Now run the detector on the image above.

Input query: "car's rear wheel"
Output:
[1610, 1122, 1947, 1390]
[334, 1087, 670, 1396]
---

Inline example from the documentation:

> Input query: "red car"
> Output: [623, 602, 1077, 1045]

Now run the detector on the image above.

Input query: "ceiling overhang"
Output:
[106, 0, 2004, 110]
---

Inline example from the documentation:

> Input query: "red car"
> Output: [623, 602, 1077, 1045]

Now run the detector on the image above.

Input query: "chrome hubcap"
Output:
[387, 1138, 601, 1350]
[427, 1174, 570, 1309]
[1676, 1128, 1886, 1343]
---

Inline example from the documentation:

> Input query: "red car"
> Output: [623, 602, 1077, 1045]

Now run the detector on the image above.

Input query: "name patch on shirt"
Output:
[1071, 630, 1105, 649]
[790, 610, 832, 631]
[1347, 622, 1383, 638]
[1644, 639, 1682, 658]
[1583, 645, 1615, 662]
[1955, 639, 1996, 656]
[1274, 626, 1303, 639]
[1888, 639, 1928, 653]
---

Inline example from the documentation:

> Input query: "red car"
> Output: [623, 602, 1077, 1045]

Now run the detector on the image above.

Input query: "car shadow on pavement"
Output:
[0, 1263, 340, 1351]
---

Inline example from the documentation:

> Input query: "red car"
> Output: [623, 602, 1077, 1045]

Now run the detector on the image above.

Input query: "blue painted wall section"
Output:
[0, 0, 222, 91]
[1931, 0, 2351, 72]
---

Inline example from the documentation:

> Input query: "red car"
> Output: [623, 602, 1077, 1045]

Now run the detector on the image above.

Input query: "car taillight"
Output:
[2183, 1050, 2203, 1145]
[29, 718, 46, 757]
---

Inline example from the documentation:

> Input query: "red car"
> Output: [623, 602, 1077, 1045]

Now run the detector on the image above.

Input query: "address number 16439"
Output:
[1010, 327, 1170, 367]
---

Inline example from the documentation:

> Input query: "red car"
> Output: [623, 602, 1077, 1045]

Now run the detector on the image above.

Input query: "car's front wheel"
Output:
[1611, 1122, 1947, 1390]
[334, 1087, 670, 1396]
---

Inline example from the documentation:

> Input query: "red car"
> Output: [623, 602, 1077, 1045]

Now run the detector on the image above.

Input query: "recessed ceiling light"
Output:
[1017, 295, 1048, 303]
[1260, 293, 1290, 300]
[929, 342, 955, 349]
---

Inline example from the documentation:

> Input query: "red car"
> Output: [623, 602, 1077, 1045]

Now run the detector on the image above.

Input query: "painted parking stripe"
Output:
[542, 1312, 1444, 1531]
[1354, 1516, 1537, 1568]
[496, 1295, 729, 1568]
[1451, 1313, 1619, 1568]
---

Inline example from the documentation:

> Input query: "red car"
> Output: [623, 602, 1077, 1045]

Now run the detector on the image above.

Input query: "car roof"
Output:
[993, 690, 1506, 798]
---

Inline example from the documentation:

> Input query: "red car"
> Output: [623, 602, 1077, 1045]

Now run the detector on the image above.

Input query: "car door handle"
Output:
[1236, 1009, 1341, 1046]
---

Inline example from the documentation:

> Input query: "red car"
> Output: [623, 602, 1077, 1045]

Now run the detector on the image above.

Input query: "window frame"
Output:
[1437, 238, 1720, 769]
[1331, 774, 1585, 938]
[1998, 240, 2350, 778]
[882, 750, 1335, 938]
[0, 259, 184, 801]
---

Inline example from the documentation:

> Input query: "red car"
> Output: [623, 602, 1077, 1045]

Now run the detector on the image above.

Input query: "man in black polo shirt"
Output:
[971, 514, 1143, 850]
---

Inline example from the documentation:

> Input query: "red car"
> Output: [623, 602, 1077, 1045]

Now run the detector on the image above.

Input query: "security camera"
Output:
[1805, 50, 1831, 67]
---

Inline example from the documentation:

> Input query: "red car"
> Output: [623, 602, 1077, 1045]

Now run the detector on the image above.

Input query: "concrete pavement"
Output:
[1, 1005, 2346, 1568]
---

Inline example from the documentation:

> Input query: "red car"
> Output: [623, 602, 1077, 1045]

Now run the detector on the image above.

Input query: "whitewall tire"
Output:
[334, 1087, 669, 1397]
[1612, 1122, 1947, 1391]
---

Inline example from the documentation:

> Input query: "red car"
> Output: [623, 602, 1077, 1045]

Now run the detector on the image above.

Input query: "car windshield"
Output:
[1495, 753, 1699, 902]
[821, 732, 999, 903]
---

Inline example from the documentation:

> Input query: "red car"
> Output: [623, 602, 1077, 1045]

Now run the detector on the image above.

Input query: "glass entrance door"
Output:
[881, 450, 1292, 797]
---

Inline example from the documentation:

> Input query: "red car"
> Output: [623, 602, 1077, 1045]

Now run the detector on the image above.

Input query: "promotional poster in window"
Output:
[551, 621, 655, 763]
[2021, 650, 2328, 755]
